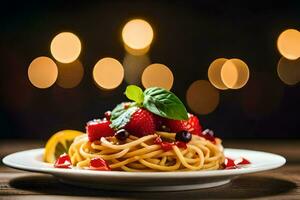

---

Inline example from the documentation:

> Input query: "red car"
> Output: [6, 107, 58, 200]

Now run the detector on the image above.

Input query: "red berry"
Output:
[86, 119, 115, 142]
[165, 114, 202, 135]
[125, 108, 156, 137]
[90, 157, 111, 171]
[54, 153, 72, 169]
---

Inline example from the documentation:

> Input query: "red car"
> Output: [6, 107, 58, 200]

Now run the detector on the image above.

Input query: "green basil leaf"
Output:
[143, 87, 188, 120]
[110, 103, 138, 129]
[125, 85, 144, 104]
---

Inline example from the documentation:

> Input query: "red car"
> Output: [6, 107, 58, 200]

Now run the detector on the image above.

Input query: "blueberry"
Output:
[175, 131, 192, 143]
[115, 129, 129, 141]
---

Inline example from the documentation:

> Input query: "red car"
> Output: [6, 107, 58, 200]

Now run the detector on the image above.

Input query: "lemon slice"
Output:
[44, 130, 84, 163]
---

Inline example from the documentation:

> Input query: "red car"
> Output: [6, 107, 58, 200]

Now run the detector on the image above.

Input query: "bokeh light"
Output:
[221, 58, 250, 89]
[277, 57, 300, 85]
[124, 43, 150, 56]
[123, 53, 151, 85]
[208, 58, 229, 90]
[93, 57, 124, 90]
[277, 29, 300, 60]
[56, 60, 84, 89]
[28, 56, 58, 89]
[186, 80, 220, 115]
[141, 63, 174, 90]
[50, 32, 81, 63]
[122, 19, 153, 54]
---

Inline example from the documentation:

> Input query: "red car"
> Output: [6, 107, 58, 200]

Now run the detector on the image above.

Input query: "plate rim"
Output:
[2, 148, 286, 178]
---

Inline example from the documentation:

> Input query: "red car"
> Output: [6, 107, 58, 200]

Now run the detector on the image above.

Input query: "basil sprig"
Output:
[110, 85, 188, 129]
[110, 103, 138, 129]
[143, 87, 188, 120]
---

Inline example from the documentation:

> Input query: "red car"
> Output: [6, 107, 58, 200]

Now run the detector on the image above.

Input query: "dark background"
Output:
[0, 0, 299, 139]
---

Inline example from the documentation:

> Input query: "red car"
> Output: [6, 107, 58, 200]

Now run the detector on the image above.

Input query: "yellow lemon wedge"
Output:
[44, 130, 84, 163]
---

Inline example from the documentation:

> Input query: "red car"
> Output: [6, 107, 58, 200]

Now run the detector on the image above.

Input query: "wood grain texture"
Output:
[0, 140, 299, 199]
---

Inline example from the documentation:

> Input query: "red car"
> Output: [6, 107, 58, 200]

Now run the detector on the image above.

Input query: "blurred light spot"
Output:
[186, 80, 219, 115]
[242, 72, 283, 119]
[93, 57, 124, 90]
[124, 43, 150, 56]
[28, 56, 58, 89]
[123, 53, 151, 85]
[277, 57, 300, 85]
[50, 32, 81, 63]
[142, 63, 173, 90]
[221, 58, 250, 89]
[277, 29, 300, 60]
[56, 60, 84, 88]
[208, 58, 229, 90]
[122, 19, 153, 54]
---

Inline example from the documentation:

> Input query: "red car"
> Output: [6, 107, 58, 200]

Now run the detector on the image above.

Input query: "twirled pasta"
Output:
[68, 132, 225, 172]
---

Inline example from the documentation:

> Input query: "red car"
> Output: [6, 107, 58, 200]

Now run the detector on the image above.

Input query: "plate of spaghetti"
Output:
[3, 85, 286, 191]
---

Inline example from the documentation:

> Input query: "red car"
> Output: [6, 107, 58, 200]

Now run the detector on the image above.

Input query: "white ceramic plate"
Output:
[3, 148, 285, 191]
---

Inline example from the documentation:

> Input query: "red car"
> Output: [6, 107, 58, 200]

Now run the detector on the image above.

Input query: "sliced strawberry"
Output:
[54, 153, 72, 169]
[234, 157, 251, 165]
[90, 157, 111, 171]
[224, 157, 236, 169]
[125, 108, 156, 137]
[165, 113, 202, 135]
[86, 119, 115, 142]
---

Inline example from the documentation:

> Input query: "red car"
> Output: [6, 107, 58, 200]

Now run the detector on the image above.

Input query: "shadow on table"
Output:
[9, 174, 296, 199]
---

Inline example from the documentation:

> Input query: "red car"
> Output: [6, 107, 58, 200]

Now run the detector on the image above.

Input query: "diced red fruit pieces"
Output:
[224, 157, 236, 169]
[234, 157, 251, 165]
[54, 153, 72, 169]
[200, 129, 216, 143]
[165, 114, 202, 136]
[90, 158, 111, 171]
[86, 119, 115, 142]
[224, 157, 251, 169]
[125, 108, 156, 137]
[154, 137, 187, 151]
[160, 142, 174, 151]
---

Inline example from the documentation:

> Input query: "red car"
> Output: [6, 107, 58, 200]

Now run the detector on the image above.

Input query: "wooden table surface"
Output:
[0, 139, 299, 200]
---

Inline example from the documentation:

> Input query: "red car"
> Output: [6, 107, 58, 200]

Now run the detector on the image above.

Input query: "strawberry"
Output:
[165, 113, 202, 135]
[86, 119, 115, 142]
[125, 108, 156, 137]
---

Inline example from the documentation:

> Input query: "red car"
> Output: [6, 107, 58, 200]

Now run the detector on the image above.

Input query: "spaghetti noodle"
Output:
[68, 132, 225, 172]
